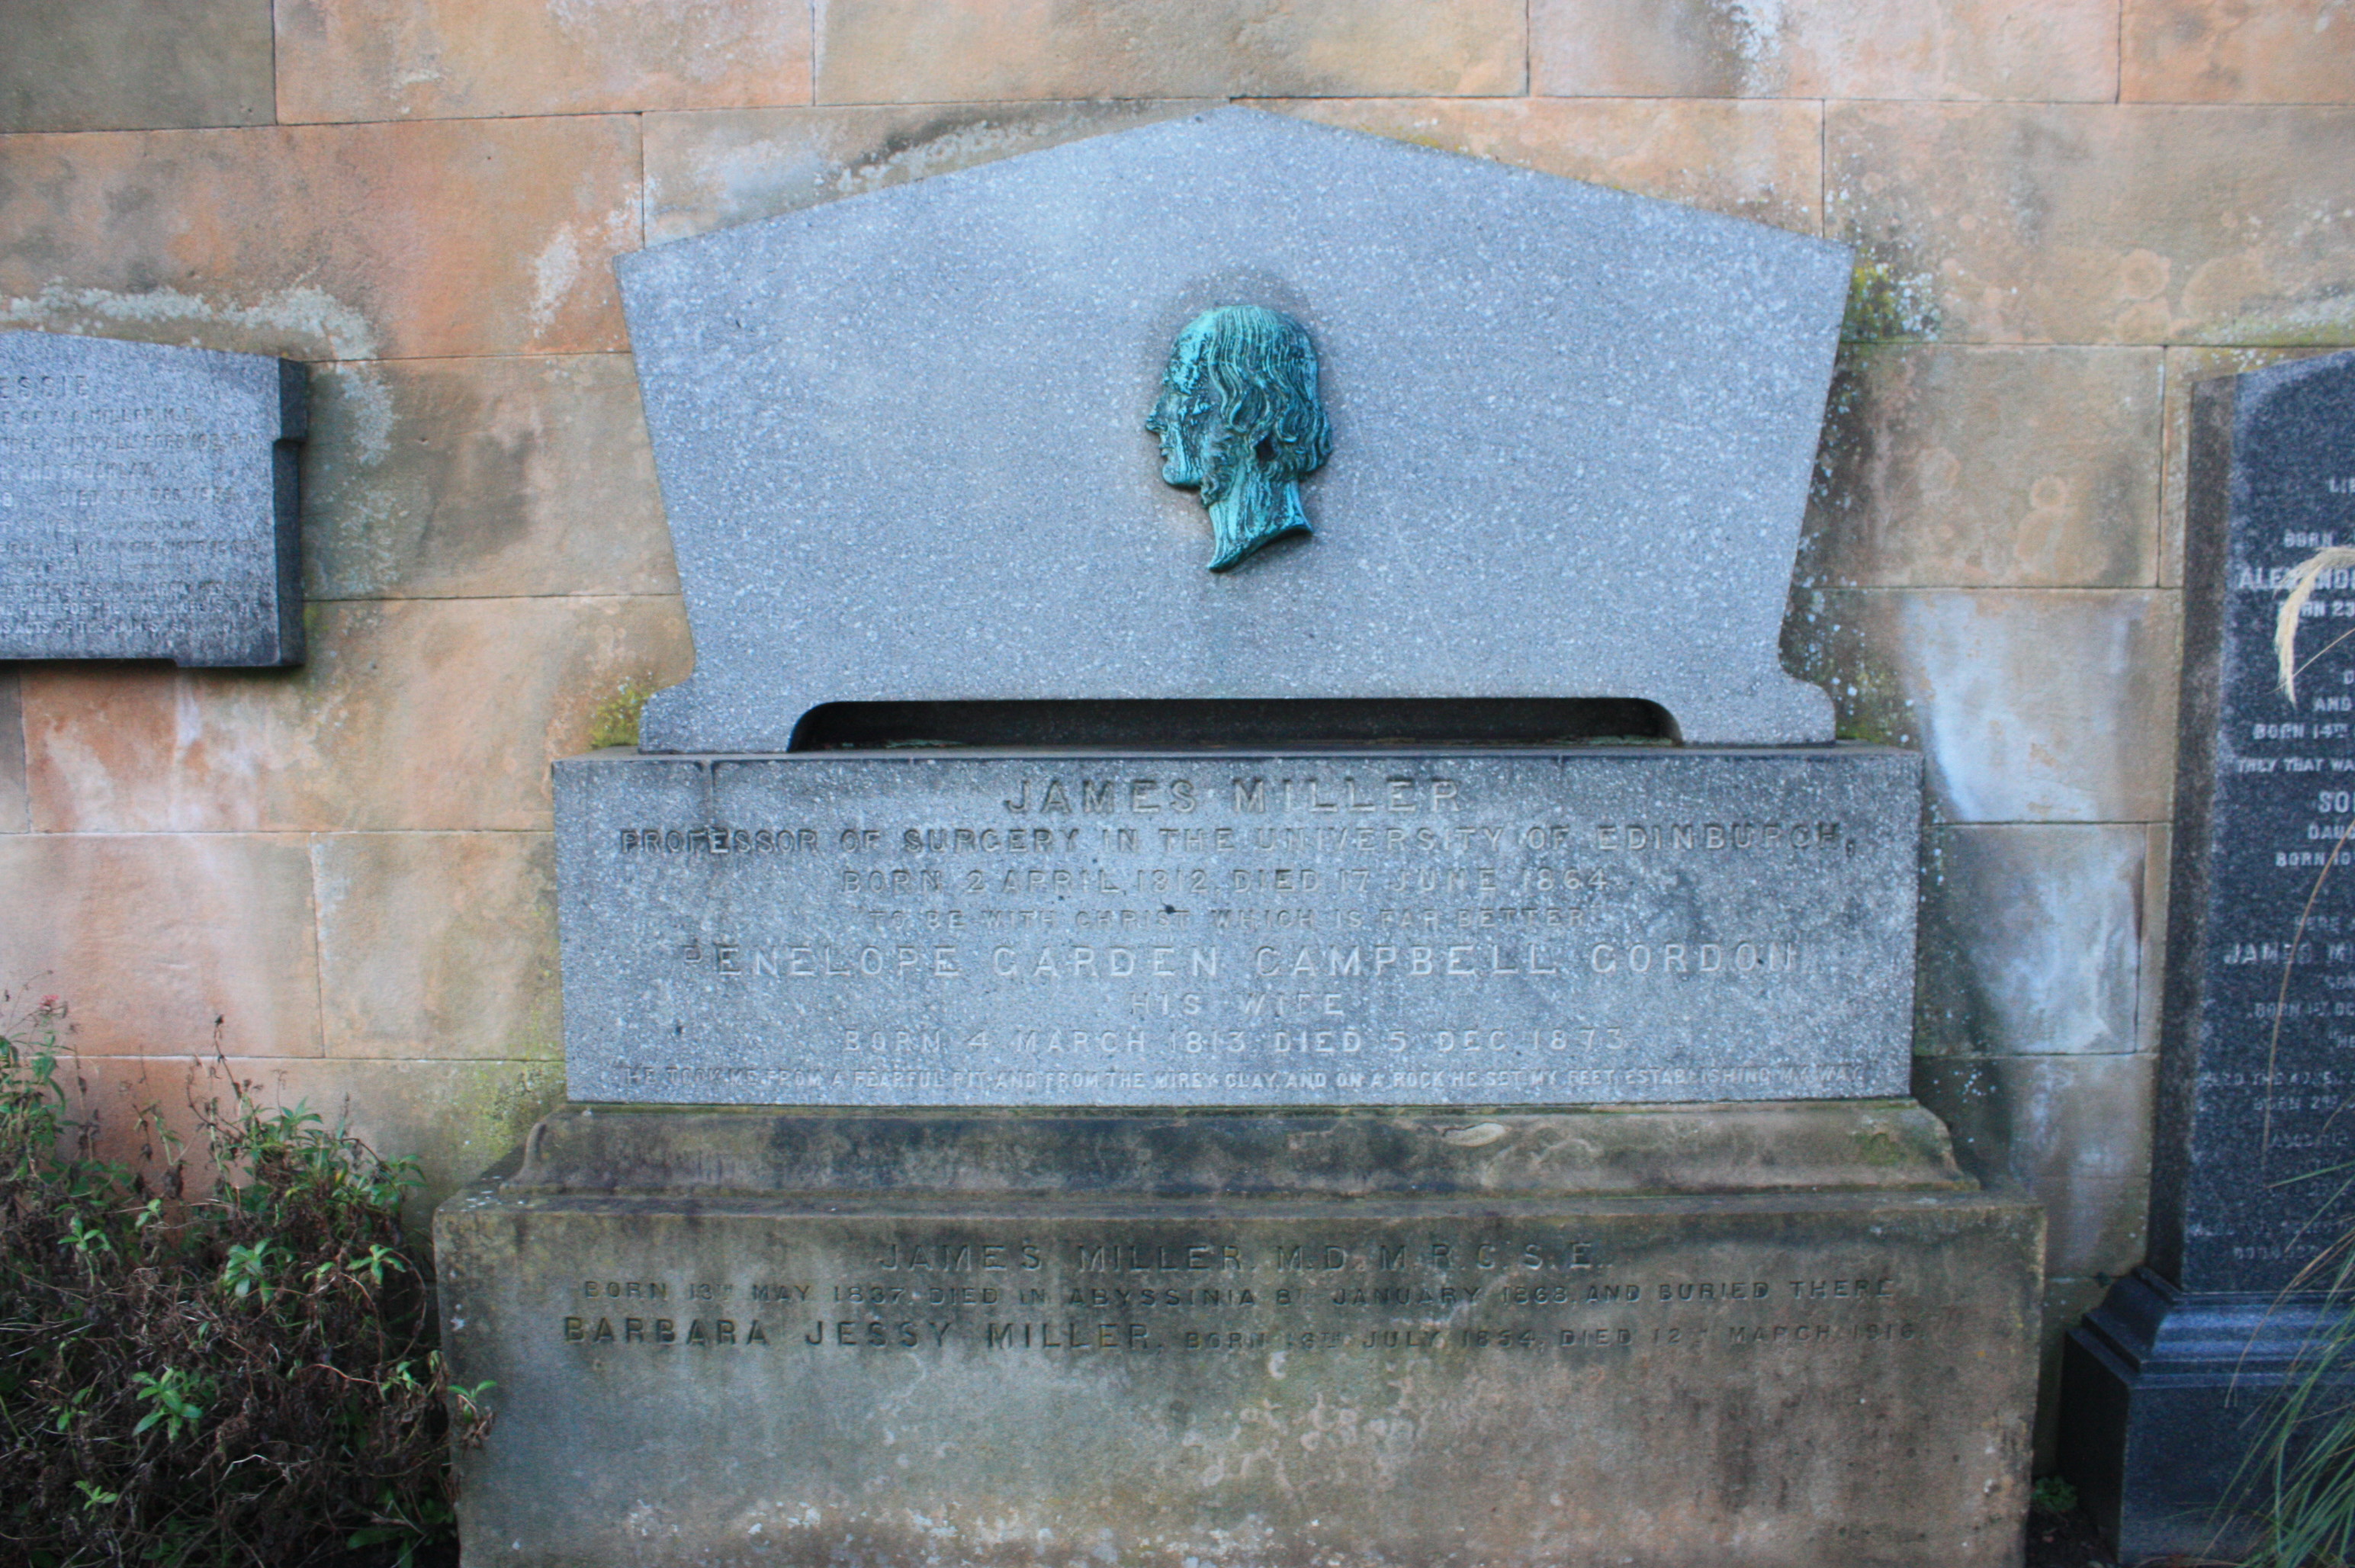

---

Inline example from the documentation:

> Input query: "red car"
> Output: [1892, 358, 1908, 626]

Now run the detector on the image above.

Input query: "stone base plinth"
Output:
[2061, 1270, 2350, 1563]
[437, 1102, 2042, 1568]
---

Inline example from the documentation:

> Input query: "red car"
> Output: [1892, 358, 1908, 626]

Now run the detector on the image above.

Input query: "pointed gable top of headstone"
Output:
[617, 107, 1850, 748]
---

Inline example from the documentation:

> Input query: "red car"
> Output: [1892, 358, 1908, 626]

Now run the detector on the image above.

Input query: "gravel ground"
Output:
[2029, 1499, 2120, 1568]
[390, 1504, 2170, 1566]
[2029, 1500, 2262, 1568]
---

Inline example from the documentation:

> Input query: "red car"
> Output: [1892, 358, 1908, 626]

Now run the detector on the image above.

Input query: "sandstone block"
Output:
[2139, 823, 2173, 1056]
[313, 831, 560, 1061]
[1827, 104, 2355, 345]
[1916, 1052, 2154, 1281]
[2038, 1276, 2114, 1467]
[2125, 0, 2355, 102]
[0, 0, 272, 133]
[1805, 345, 2161, 590]
[814, 0, 1524, 104]
[1267, 98, 1822, 234]
[1532, 0, 2116, 100]
[0, 675, 24, 833]
[644, 99, 1819, 246]
[276, 0, 813, 122]
[1783, 589, 2180, 822]
[1916, 824, 2154, 1057]
[18, 596, 692, 834]
[644, 100, 1211, 243]
[440, 1107, 2041, 1568]
[0, 118, 641, 361]
[64, 1052, 564, 1221]
[304, 355, 675, 600]
[496, 1101, 1977, 1201]
[0, 833, 320, 1058]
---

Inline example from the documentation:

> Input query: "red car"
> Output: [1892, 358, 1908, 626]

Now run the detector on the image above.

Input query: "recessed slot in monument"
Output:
[789, 697, 1679, 751]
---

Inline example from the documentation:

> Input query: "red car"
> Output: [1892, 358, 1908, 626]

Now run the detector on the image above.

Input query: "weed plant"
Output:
[0, 1007, 487, 1566]
[2231, 1189, 2355, 1568]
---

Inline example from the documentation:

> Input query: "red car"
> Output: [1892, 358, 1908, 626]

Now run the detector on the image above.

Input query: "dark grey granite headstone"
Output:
[2064, 349, 2355, 1561]
[616, 108, 1848, 750]
[2154, 349, 2355, 1295]
[0, 330, 305, 667]
[556, 747, 1919, 1107]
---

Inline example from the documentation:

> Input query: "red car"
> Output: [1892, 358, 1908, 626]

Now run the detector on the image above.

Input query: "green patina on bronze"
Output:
[1146, 305, 1332, 572]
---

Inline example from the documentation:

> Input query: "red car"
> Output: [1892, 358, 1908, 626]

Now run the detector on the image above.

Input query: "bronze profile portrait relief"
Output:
[1146, 305, 1332, 572]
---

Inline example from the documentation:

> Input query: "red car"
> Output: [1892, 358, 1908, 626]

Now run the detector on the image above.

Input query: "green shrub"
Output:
[0, 1006, 487, 1566]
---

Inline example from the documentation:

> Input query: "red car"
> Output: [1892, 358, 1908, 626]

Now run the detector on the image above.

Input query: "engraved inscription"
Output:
[539, 1231, 1926, 1369]
[0, 335, 300, 666]
[557, 752, 1918, 1106]
[450, 1195, 2034, 1563]
[2183, 387, 2355, 1287]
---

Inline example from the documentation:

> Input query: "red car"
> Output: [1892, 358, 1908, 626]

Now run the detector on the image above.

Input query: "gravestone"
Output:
[437, 110, 2041, 1568]
[0, 330, 306, 666]
[2063, 348, 2355, 1560]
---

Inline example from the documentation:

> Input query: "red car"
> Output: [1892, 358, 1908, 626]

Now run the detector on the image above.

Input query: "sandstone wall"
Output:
[4, 0, 2352, 1464]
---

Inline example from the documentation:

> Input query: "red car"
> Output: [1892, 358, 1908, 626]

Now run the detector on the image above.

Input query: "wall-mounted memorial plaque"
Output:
[0, 330, 306, 667]
[2064, 348, 2355, 1561]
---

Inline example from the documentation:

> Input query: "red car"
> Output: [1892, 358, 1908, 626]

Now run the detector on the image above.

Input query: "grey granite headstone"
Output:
[616, 107, 1848, 751]
[451, 114, 2042, 1568]
[557, 747, 1919, 1107]
[2064, 349, 2355, 1560]
[0, 330, 305, 667]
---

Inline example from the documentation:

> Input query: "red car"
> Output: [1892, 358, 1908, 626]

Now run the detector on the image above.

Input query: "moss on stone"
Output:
[2186, 311, 2355, 349]
[1855, 1125, 1910, 1166]
[587, 677, 654, 750]
[464, 1062, 564, 1166]
[1778, 588, 1918, 749]
[1840, 258, 1940, 344]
